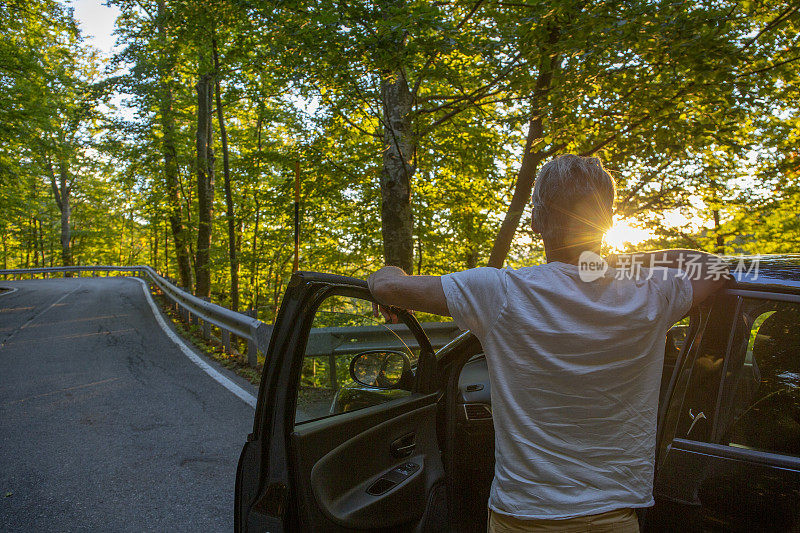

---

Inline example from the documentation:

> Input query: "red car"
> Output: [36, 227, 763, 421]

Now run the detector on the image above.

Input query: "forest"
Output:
[1, 0, 798, 321]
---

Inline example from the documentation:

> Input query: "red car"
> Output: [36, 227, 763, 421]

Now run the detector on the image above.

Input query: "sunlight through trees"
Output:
[1, 0, 798, 319]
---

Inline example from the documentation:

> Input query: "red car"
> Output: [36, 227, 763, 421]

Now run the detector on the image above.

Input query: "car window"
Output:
[417, 313, 464, 356]
[294, 294, 419, 425]
[719, 299, 800, 457]
[661, 316, 692, 403]
[672, 303, 734, 443]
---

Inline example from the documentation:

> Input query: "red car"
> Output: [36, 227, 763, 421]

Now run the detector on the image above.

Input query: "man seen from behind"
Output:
[368, 154, 729, 532]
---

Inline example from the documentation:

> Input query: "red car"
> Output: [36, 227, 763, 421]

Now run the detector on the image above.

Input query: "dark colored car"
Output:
[235, 256, 800, 532]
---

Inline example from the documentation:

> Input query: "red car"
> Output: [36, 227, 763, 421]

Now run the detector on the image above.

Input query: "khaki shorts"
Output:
[488, 507, 640, 533]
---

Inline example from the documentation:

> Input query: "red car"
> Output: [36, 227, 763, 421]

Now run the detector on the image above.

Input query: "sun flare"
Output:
[604, 218, 656, 251]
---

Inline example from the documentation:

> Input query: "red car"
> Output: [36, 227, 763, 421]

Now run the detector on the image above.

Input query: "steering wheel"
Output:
[726, 387, 800, 456]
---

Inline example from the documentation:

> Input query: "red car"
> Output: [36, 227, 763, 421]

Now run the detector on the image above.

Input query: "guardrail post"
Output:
[329, 353, 338, 391]
[188, 292, 198, 326]
[179, 289, 190, 322]
[221, 329, 231, 354]
[246, 308, 258, 367]
[201, 297, 211, 339]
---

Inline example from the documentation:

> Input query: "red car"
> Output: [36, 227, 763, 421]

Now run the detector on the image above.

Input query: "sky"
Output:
[70, 0, 121, 58]
[69, 0, 135, 121]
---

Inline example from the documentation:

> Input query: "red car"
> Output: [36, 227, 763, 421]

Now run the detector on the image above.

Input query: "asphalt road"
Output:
[0, 277, 258, 532]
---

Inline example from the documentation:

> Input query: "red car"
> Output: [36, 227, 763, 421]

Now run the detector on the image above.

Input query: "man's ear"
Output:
[531, 207, 542, 235]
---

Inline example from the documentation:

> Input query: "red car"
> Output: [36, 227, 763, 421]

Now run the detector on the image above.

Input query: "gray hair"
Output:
[532, 154, 616, 244]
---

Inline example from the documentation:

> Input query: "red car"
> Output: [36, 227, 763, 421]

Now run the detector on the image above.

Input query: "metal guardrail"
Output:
[0, 265, 269, 367]
[306, 323, 461, 356]
[305, 322, 461, 389]
[0, 266, 461, 382]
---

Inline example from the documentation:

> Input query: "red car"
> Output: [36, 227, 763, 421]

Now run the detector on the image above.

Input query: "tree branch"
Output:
[740, 2, 800, 52]
[410, 0, 486, 100]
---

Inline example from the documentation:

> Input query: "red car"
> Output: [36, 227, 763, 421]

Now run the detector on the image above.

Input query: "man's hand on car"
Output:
[367, 265, 452, 319]
[368, 266, 405, 323]
[372, 302, 401, 324]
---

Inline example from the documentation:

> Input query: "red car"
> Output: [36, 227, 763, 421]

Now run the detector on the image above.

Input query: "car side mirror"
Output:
[349, 349, 414, 390]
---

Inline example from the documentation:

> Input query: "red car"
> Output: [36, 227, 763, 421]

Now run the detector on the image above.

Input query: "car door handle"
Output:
[391, 433, 416, 458]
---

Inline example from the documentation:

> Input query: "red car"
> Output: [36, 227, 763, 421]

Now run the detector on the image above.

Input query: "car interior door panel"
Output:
[290, 394, 444, 531]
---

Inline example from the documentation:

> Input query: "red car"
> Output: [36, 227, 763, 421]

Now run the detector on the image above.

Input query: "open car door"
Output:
[235, 272, 447, 532]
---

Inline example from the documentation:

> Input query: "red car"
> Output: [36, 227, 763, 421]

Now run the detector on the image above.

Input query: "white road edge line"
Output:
[133, 277, 257, 409]
[0, 287, 19, 298]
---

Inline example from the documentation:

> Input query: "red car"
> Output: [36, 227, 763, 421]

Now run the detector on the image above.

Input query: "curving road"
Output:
[0, 277, 258, 532]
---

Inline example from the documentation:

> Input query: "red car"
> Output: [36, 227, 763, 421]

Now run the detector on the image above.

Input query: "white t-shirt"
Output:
[441, 262, 693, 519]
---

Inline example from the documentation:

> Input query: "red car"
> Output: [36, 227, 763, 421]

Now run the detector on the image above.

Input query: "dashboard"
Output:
[331, 353, 494, 419]
[457, 355, 493, 423]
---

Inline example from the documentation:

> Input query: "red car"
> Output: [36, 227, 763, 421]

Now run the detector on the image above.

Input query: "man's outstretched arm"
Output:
[609, 249, 731, 307]
[367, 266, 451, 317]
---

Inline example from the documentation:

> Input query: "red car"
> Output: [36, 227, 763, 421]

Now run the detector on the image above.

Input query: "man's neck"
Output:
[544, 240, 603, 266]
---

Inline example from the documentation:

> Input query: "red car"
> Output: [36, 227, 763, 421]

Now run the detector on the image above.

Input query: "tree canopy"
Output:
[1, 0, 798, 319]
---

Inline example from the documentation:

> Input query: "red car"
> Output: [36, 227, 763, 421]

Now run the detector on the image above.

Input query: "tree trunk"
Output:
[37, 218, 45, 266]
[1, 228, 7, 270]
[486, 122, 545, 268]
[1, 227, 7, 270]
[25, 219, 31, 268]
[31, 218, 38, 267]
[713, 209, 725, 254]
[157, 0, 193, 290]
[250, 106, 264, 309]
[152, 219, 159, 271]
[164, 222, 169, 275]
[379, 69, 415, 274]
[33, 218, 41, 267]
[487, 37, 559, 268]
[709, 179, 725, 255]
[251, 191, 261, 307]
[212, 36, 239, 311]
[48, 160, 72, 269]
[194, 51, 215, 298]
[58, 164, 72, 267]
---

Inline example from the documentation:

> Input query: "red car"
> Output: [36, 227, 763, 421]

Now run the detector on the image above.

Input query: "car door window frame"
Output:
[240, 274, 440, 531]
[656, 308, 703, 462]
[658, 293, 739, 456]
[708, 296, 745, 443]
[290, 284, 438, 425]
